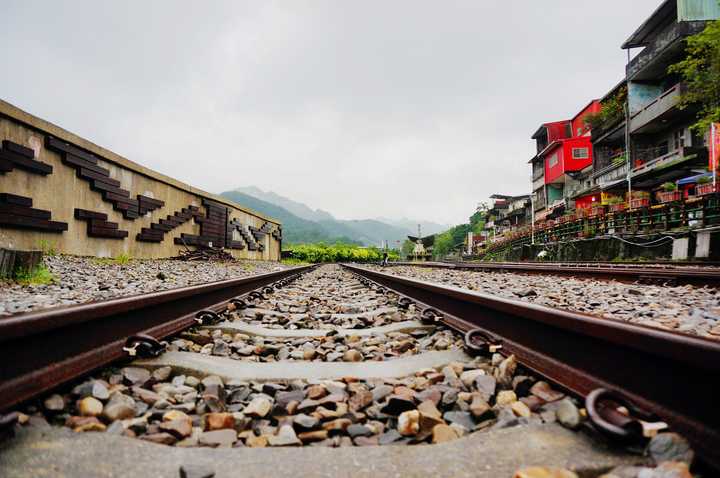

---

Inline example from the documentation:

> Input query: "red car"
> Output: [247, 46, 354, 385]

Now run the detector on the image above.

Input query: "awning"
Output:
[677, 172, 712, 185]
[535, 210, 551, 222]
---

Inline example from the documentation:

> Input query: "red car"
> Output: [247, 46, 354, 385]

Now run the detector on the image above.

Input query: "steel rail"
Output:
[0, 265, 314, 412]
[390, 261, 720, 285]
[343, 264, 720, 470]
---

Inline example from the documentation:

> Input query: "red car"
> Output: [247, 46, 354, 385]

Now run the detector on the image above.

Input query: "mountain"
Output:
[318, 219, 411, 248]
[233, 186, 335, 223]
[374, 217, 451, 236]
[219, 190, 360, 245]
[220, 187, 438, 247]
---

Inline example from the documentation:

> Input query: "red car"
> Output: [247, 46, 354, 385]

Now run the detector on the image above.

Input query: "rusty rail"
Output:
[0, 265, 313, 412]
[390, 260, 720, 285]
[343, 264, 720, 470]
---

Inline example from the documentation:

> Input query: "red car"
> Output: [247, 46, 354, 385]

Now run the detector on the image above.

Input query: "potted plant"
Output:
[696, 175, 716, 196]
[629, 190, 650, 209]
[658, 182, 681, 203]
[607, 196, 627, 213]
[590, 203, 606, 217]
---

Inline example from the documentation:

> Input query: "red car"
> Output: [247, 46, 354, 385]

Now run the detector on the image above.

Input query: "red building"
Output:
[530, 101, 600, 220]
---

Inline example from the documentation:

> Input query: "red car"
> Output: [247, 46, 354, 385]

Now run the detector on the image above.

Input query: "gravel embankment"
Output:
[370, 265, 720, 338]
[0, 255, 288, 316]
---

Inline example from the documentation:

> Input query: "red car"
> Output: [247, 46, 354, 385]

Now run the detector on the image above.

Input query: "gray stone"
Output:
[346, 424, 373, 437]
[443, 411, 475, 431]
[152, 366, 172, 382]
[122, 367, 151, 385]
[179, 464, 215, 478]
[555, 399, 580, 430]
[199, 429, 237, 447]
[43, 394, 65, 412]
[293, 414, 319, 430]
[268, 425, 302, 447]
[646, 433, 694, 465]
[378, 429, 402, 445]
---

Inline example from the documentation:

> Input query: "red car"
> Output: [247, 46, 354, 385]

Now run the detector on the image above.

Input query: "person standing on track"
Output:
[382, 251, 389, 267]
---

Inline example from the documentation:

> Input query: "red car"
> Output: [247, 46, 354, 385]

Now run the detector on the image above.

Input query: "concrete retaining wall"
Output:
[0, 100, 281, 260]
[485, 232, 720, 262]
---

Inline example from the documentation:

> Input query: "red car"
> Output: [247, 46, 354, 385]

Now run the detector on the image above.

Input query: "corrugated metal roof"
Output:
[678, 0, 720, 21]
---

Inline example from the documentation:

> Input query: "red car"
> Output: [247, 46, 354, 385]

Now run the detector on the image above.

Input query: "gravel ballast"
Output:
[0, 255, 288, 316]
[370, 265, 720, 338]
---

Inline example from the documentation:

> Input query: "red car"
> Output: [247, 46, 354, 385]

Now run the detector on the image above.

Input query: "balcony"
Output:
[629, 83, 685, 134]
[627, 21, 708, 80]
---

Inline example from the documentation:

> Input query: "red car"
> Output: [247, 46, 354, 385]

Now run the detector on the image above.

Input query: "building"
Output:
[530, 101, 600, 221]
[623, 0, 719, 196]
[588, 80, 630, 206]
[483, 194, 531, 241]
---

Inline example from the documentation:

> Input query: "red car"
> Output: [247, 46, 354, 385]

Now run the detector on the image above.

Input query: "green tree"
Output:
[669, 16, 720, 134]
[401, 239, 415, 258]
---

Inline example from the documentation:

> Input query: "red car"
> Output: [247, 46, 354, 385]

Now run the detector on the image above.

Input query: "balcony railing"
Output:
[629, 83, 685, 133]
[627, 21, 708, 80]
[630, 147, 684, 177]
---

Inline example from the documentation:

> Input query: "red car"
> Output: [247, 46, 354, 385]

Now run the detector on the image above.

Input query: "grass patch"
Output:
[14, 264, 57, 285]
[36, 240, 58, 256]
[92, 253, 133, 266]
[281, 258, 310, 266]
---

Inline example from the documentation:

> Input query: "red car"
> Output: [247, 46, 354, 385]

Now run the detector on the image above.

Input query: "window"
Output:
[548, 153, 558, 167]
[577, 127, 583, 136]
[572, 147, 589, 159]
[673, 129, 685, 150]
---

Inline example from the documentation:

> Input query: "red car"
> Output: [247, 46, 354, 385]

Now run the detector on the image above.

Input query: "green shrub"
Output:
[14, 264, 56, 285]
[283, 243, 399, 263]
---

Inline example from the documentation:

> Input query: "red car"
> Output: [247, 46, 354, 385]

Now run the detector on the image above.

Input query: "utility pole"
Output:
[625, 48, 633, 202]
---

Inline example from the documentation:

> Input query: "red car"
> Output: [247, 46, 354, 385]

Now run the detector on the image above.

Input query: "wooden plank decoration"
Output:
[0, 193, 68, 232]
[0, 140, 53, 175]
[137, 195, 164, 215]
[74, 209, 128, 239]
[138, 205, 202, 243]
[45, 136, 140, 219]
[178, 199, 244, 249]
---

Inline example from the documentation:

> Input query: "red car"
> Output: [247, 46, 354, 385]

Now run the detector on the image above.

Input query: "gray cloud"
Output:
[1, 0, 660, 224]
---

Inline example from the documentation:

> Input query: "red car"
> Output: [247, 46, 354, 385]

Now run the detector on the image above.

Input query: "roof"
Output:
[407, 235, 436, 247]
[622, 0, 676, 49]
[570, 100, 601, 123]
[531, 120, 570, 139]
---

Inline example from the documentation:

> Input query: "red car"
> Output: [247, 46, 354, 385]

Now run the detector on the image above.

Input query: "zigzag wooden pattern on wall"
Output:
[46, 137, 140, 219]
[0, 193, 68, 233]
[137, 205, 202, 243]
[74, 209, 128, 239]
[137, 195, 164, 215]
[0, 140, 53, 175]
[226, 218, 251, 250]
[179, 200, 243, 249]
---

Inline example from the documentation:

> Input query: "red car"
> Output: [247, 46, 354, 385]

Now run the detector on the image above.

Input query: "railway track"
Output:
[1, 263, 718, 476]
[392, 260, 720, 286]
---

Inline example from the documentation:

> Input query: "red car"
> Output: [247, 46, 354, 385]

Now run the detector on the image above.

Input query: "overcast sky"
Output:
[2, 1, 660, 224]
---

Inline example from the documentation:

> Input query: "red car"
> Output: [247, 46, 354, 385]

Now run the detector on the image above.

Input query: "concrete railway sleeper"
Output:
[0, 264, 715, 476]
